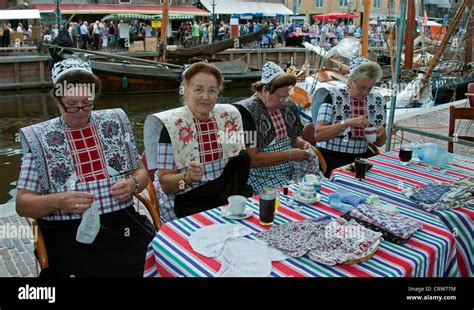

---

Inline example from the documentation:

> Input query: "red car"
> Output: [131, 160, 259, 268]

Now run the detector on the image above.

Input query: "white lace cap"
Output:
[52, 58, 93, 83]
[261, 61, 284, 84]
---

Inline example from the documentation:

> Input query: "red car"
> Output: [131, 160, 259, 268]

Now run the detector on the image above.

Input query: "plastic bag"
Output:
[415, 143, 451, 167]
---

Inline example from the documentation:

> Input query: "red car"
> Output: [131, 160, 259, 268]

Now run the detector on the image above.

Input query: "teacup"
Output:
[227, 195, 247, 215]
[364, 127, 377, 143]
[303, 174, 321, 192]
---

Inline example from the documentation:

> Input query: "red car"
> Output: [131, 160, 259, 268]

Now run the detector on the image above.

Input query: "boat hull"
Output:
[90, 60, 261, 94]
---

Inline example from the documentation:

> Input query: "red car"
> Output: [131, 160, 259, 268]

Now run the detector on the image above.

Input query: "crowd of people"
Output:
[0, 22, 35, 47]
[0, 16, 394, 51]
[178, 19, 389, 49]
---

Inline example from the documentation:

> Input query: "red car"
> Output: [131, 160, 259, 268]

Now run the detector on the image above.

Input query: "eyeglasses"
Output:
[58, 100, 95, 113]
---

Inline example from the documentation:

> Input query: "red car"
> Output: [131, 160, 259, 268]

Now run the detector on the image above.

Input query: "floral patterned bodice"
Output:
[144, 104, 245, 170]
[20, 109, 141, 191]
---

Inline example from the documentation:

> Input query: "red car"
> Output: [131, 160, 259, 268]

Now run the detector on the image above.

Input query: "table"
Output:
[329, 151, 474, 277]
[144, 181, 459, 277]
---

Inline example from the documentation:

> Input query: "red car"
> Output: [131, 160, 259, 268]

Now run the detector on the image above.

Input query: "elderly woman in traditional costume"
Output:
[233, 61, 319, 193]
[16, 59, 153, 277]
[311, 58, 387, 177]
[144, 62, 251, 223]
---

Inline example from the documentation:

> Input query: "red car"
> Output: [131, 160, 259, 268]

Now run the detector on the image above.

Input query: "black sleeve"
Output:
[158, 127, 172, 144]
[233, 104, 257, 148]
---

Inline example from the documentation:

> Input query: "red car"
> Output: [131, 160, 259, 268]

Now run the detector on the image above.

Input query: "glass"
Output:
[274, 189, 281, 214]
[354, 157, 369, 180]
[59, 100, 95, 113]
[399, 147, 413, 166]
[259, 186, 277, 226]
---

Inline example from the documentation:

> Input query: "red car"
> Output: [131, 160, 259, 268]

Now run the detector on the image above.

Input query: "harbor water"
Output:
[0, 87, 253, 204]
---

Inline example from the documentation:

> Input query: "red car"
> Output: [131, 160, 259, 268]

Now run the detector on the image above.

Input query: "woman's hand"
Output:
[376, 125, 386, 138]
[185, 161, 204, 184]
[111, 178, 136, 202]
[347, 116, 369, 128]
[374, 125, 387, 146]
[290, 148, 311, 162]
[57, 191, 96, 214]
[301, 141, 312, 151]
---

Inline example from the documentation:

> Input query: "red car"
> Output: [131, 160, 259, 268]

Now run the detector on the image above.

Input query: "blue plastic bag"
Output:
[417, 144, 451, 167]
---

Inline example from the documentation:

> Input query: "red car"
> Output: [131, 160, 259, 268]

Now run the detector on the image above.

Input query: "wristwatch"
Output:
[129, 175, 140, 194]
[340, 120, 346, 129]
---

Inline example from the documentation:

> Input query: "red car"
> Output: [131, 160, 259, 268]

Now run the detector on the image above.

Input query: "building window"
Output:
[315, 0, 323, 8]
[119, 0, 131, 3]
[339, 0, 348, 7]
[374, 0, 381, 9]
[389, 0, 395, 10]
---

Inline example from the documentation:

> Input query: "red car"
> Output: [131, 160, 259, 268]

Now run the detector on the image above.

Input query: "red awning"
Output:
[313, 12, 358, 20]
[33, 4, 210, 16]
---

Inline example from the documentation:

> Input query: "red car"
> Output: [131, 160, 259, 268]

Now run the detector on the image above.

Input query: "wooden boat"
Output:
[51, 28, 268, 93]
[89, 58, 261, 93]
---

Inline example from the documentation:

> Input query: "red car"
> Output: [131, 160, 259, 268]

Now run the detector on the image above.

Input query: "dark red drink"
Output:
[354, 158, 369, 180]
[259, 194, 276, 225]
[399, 148, 413, 164]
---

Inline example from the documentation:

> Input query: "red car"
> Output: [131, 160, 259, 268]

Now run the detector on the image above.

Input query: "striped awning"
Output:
[33, 4, 210, 16]
[102, 13, 194, 21]
[200, 0, 293, 17]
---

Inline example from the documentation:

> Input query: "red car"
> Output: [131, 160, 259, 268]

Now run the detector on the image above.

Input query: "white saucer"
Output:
[410, 157, 420, 164]
[292, 193, 322, 204]
[220, 206, 253, 220]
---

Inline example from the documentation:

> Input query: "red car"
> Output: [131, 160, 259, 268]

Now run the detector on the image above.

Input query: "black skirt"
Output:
[37, 206, 154, 277]
[173, 150, 253, 218]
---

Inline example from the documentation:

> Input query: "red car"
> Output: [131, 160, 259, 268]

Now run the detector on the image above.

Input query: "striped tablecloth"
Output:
[329, 151, 474, 277]
[144, 181, 459, 278]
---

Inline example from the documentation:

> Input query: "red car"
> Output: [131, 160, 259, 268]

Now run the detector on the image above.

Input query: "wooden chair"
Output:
[466, 82, 474, 108]
[448, 105, 474, 153]
[134, 151, 161, 230]
[31, 152, 161, 271]
[302, 123, 328, 174]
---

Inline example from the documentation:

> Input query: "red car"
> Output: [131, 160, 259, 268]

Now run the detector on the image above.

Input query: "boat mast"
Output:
[160, 0, 169, 63]
[404, 0, 415, 69]
[361, 0, 371, 57]
[385, 0, 408, 151]
[388, 0, 395, 79]
[420, 0, 468, 92]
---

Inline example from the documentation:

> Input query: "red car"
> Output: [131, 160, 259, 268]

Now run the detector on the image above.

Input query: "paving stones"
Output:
[2, 238, 15, 250]
[0, 214, 37, 277]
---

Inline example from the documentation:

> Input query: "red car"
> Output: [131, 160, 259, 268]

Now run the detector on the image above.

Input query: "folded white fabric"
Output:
[189, 224, 286, 277]
[189, 224, 253, 257]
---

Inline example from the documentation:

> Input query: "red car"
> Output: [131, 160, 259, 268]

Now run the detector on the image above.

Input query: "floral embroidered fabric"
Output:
[144, 104, 244, 170]
[346, 204, 423, 240]
[234, 96, 303, 149]
[256, 217, 382, 265]
[319, 83, 385, 134]
[19, 109, 141, 191]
